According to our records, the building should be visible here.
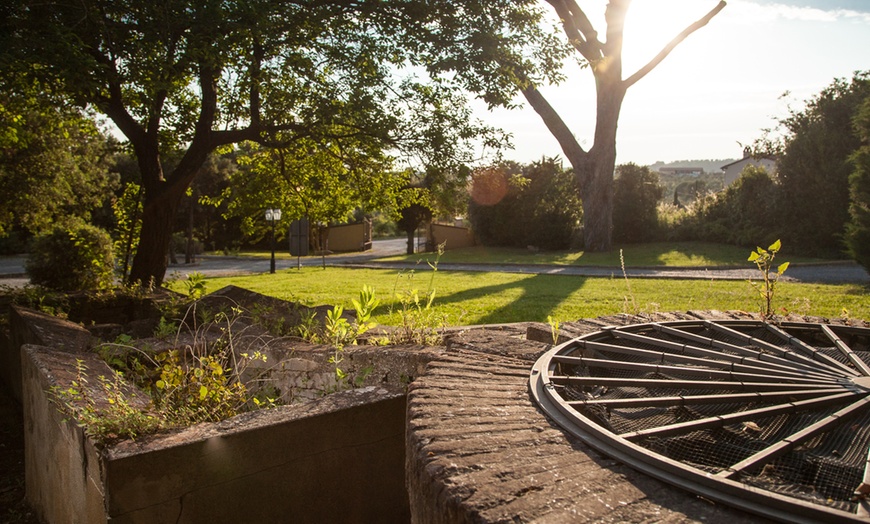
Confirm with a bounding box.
[721,147,777,186]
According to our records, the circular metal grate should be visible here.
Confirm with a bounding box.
[530,319,870,523]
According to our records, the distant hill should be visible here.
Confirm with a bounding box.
[647,159,736,174]
[642,160,735,204]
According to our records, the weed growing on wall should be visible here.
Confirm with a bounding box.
[386,243,448,345]
[51,360,160,445]
[51,303,277,445]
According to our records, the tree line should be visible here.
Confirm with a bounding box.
[4,1,867,284]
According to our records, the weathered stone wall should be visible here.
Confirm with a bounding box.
[22,340,411,523]
[10,292,427,524]
[22,345,111,524]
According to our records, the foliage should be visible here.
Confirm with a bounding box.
[673,166,780,247]
[748,240,790,318]
[322,286,380,384]
[468,159,582,250]
[112,182,143,282]
[25,223,115,291]
[150,346,268,426]
[612,164,664,243]
[845,96,870,271]
[385,245,448,345]
[183,272,207,300]
[0,79,118,238]
[757,71,870,256]
[219,140,415,251]
[51,359,160,446]
[53,304,278,444]
[4,0,533,284]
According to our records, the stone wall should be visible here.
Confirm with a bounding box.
[9,291,432,523]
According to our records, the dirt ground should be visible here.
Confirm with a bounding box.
[0,384,39,524]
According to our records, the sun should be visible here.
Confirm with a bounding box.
[620,0,726,76]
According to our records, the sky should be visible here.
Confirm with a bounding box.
[477,0,870,166]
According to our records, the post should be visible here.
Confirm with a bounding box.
[265,208,281,274]
[270,218,276,274]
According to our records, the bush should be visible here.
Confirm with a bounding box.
[846,97,870,271]
[26,223,115,291]
[612,163,664,243]
[468,159,582,250]
[673,165,780,247]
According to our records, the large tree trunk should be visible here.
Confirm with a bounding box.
[128,189,184,286]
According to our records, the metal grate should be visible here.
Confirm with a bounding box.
[530,320,870,523]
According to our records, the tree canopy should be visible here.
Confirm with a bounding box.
[3,0,548,283]
[0,81,117,237]
[757,72,870,256]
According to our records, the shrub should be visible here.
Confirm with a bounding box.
[846,97,870,271]
[26,223,115,291]
[673,165,780,247]
[612,163,664,243]
[468,159,582,250]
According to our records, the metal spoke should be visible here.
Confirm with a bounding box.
[765,323,861,377]
[822,325,870,377]
[716,395,870,479]
[619,391,857,441]
[570,388,846,409]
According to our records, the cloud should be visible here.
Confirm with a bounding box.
[730,0,870,23]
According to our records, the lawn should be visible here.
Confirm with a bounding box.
[176,266,870,326]
[385,242,838,267]
[213,241,832,267]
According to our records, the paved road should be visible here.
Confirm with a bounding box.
[2,239,868,286]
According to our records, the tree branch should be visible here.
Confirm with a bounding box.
[520,84,586,165]
[624,1,726,89]
[546,0,602,61]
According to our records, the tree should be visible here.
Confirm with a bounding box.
[221,138,414,253]
[397,201,433,255]
[416,1,723,251]
[3,0,517,284]
[0,81,117,238]
[468,158,582,250]
[759,72,870,256]
[517,1,725,251]
[612,163,663,243]
[846,96,870,271]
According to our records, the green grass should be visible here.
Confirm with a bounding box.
[170,266,869,327]
[374,242,832,267]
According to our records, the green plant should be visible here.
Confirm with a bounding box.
[57,303,280,444]
[51,359,160,446]
[25,223,115,291]
[154,316,178,340]
[546,315,561,345]
[386,245,447,345]
[324,285,381,383]
[184,271,207,299]
[748,239,790,318]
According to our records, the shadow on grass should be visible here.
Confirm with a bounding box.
[432,272,588,325]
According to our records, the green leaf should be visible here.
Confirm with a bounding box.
[778,261,790,274]
[769,239,782,252]
[199,386,208,400]
[748,252,760,262]
[156,380,166,389]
